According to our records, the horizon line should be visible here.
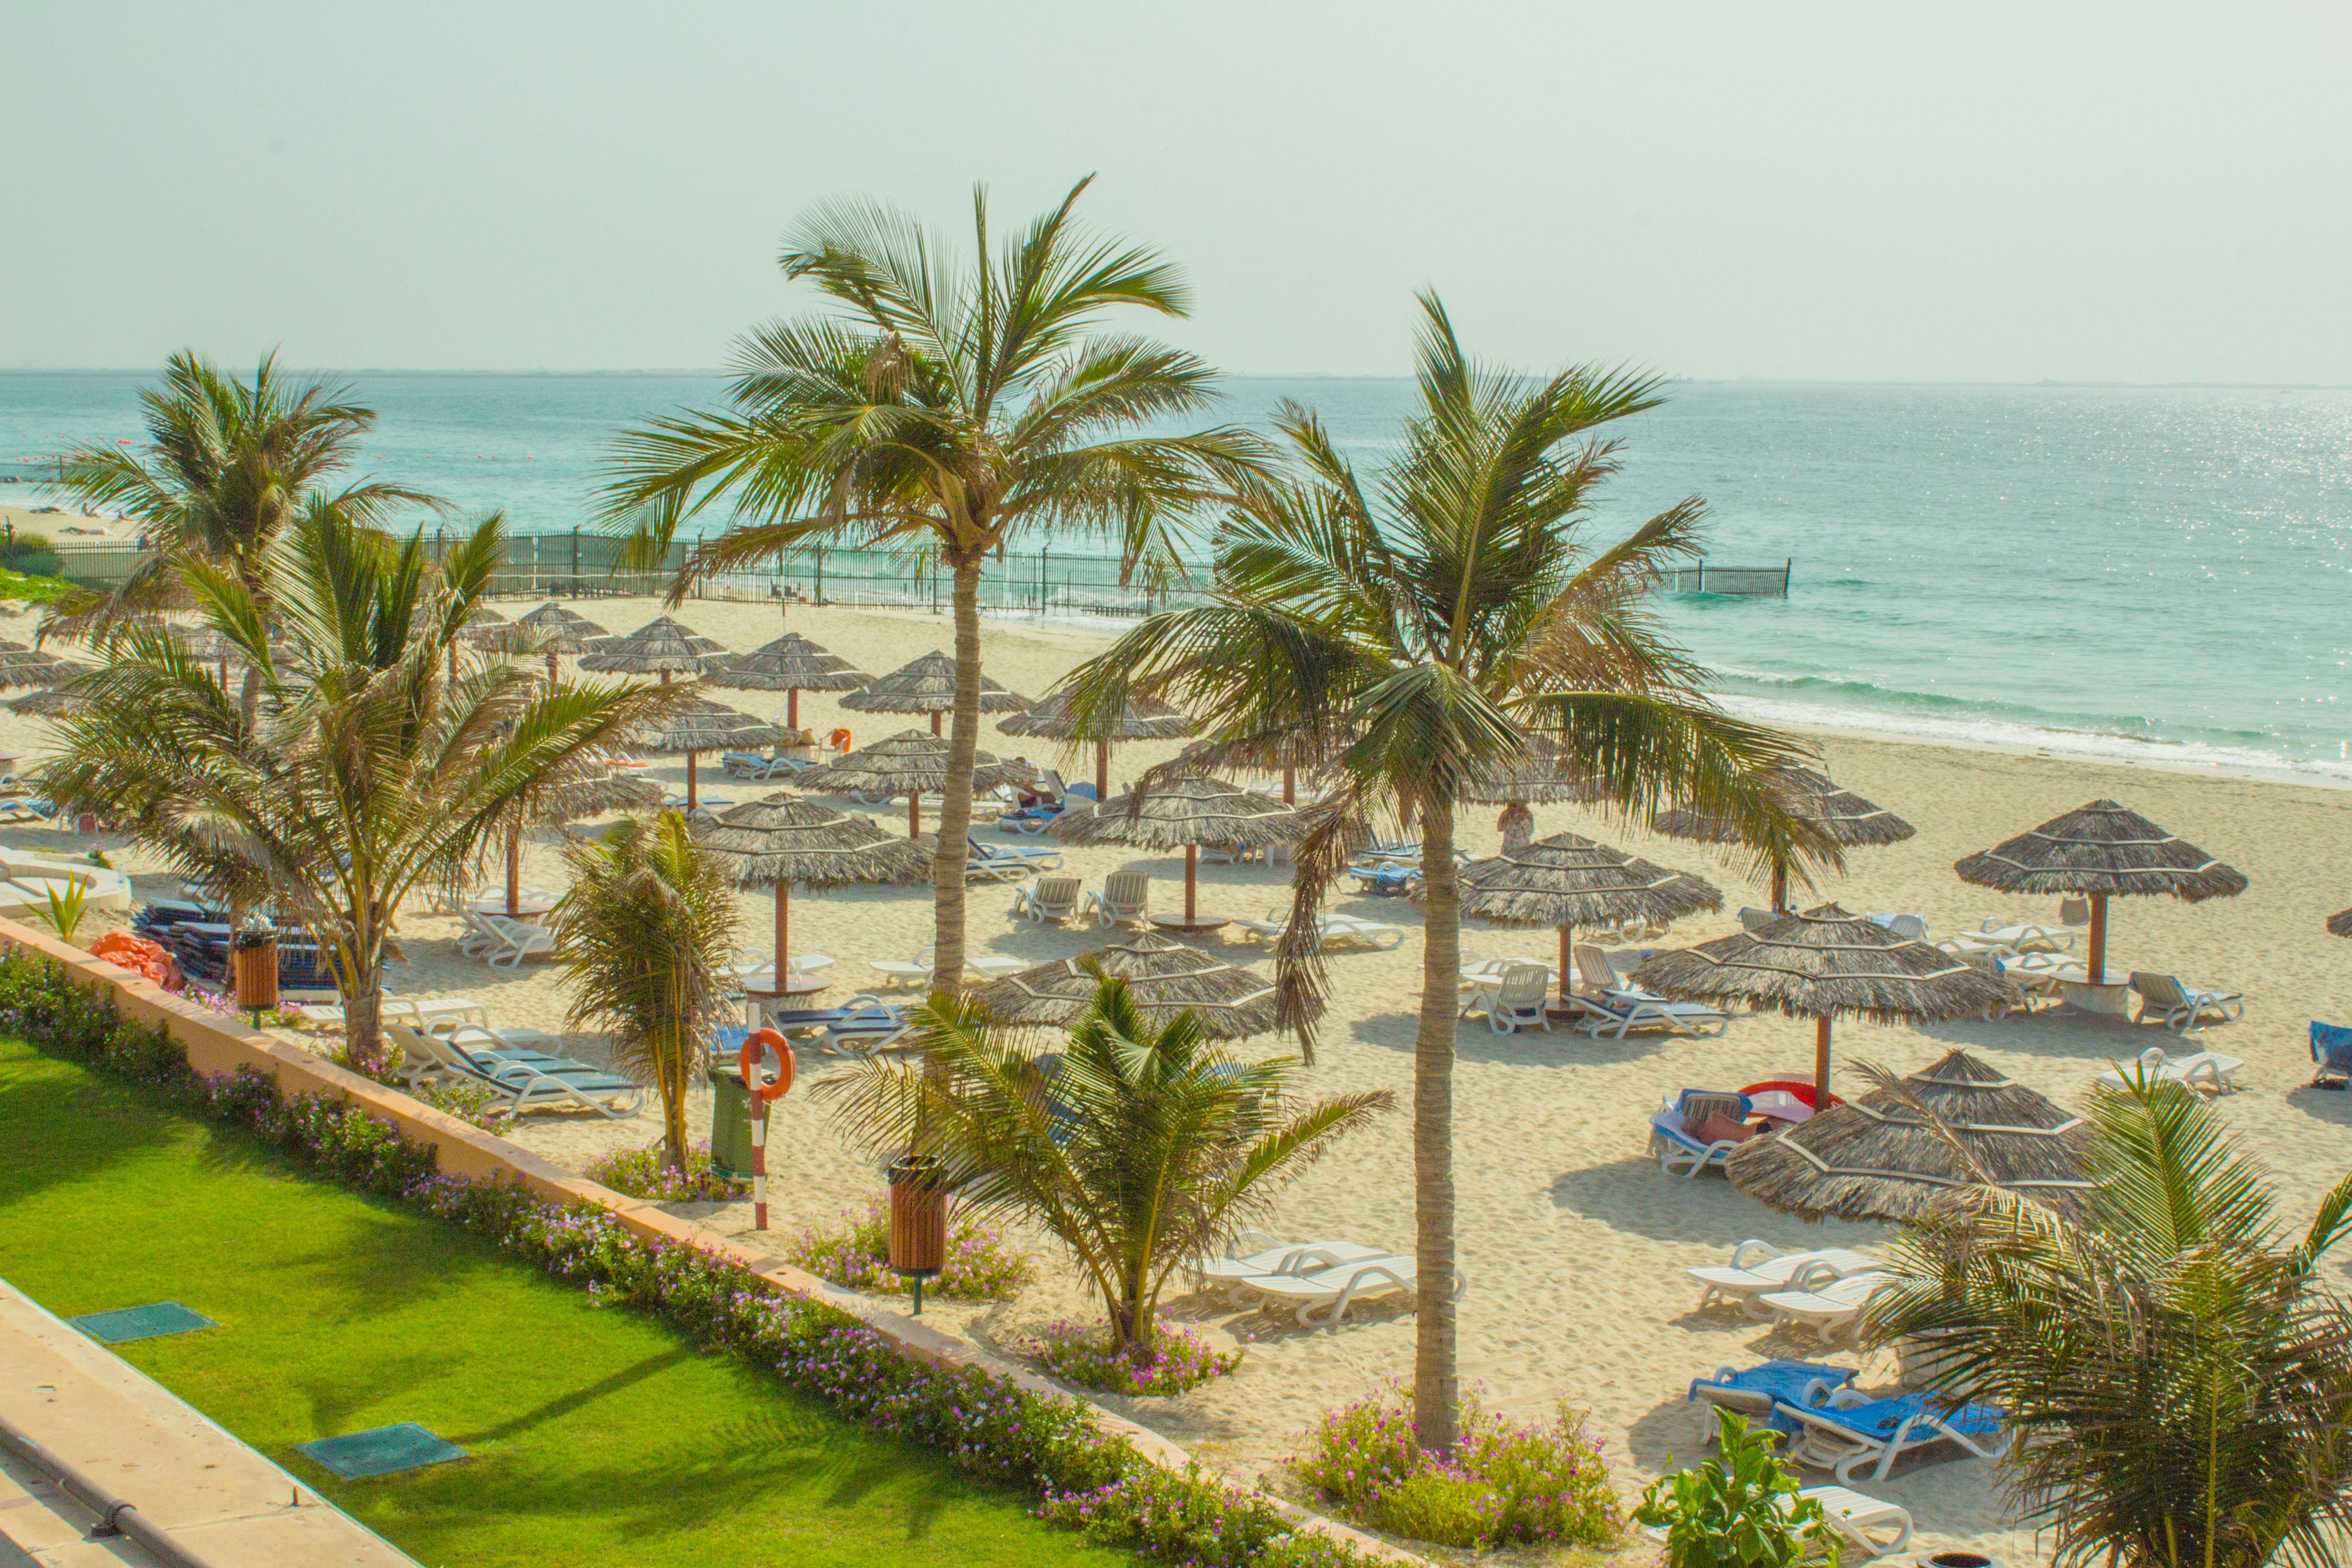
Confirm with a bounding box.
[3,368,2350,392]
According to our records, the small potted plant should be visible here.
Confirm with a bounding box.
[1633,1408,1839,1568]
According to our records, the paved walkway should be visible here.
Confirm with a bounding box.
[0,1278,419,1567]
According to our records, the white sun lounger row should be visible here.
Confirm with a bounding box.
[1687,1241,1883,1315]
[1191,1230,1466,1326]
[1235,911,1407,951]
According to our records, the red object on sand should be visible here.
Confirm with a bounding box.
[88,933,183,993]
[1740,1078,1843,1111]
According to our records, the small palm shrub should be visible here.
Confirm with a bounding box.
[1632,1408,1837,1568]
[583,1142,746,1203]
[779,1194,1032,1301]
[1293,1384,1618,1550]
[1032,1319,1237,1396]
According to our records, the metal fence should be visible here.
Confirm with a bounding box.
[43,533,1790,606]
[1657,560,1792,597]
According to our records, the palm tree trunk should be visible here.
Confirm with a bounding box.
[1412,792,1462,1453]
[238,663,263,732]
[663,1042,690,1173]
[931,556,983,994]
[338,917,387,1078]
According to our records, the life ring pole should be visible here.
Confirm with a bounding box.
[737,1029,795,1232]
[752,1096,769,1230]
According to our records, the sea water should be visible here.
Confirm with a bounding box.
[4,373,2347,780]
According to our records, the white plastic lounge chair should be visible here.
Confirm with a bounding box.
[1319,914,1406,951]
[1870,913,1928,941]
[1965,920,2072,953]
[471,912,556,969]
[2099,1044,2246,1094]
[1776,1389,2010,1484]
[2129,972,2244,1035]
[1577,947,1732,1038]
[1689,1242,1883,1314]
[1649,1090,1753,1177]
[305,994,490,1031]
[1463,963,1552,1034]
[1795,1485,1915,1562]
[868,948,936,989]
[1235,1256,1460,1327]
[1738,907,1778,933]
[1012,875,1085,925]
[971,835,1062,873]
[1192,1231,1394,1299]
[1236,909,1292,945]
[1759,1272,1896,1345]
[1084,870,1151,929]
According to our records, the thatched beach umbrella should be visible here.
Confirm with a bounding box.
[975,931,1277,1039]
[695,795,931,972]
[622,694,782,812]
[1460,735,1612,807]
[708,631,871,732]
[1171,731,1334,806]
[514,603,613,684]
[1653,764,1913,912]
[1954,800,2246,984]
[1634,904,2021,1105]
[578,615,731,685]
[0,640,88,691]
[1452,833,1723,995]
[842,649,1029,736]
[1725,1047,2094,1223]
[1056,777,1304,931]
[999,688,1195,800]
[796,728,1031,838]
[5,686,84,718]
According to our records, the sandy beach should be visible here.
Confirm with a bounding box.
[13,590,2351,1567]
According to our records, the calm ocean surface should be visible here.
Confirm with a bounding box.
[4,373,2348,780]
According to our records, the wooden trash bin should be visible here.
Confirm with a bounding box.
[231,931,279,1015]
[886,1154,948,1312]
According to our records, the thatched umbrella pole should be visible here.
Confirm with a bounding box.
[774,880,790,969]
[1813,1015,1832,1103]
[1185,844,1199,926]
[1283,766,1295,806]
[1096,737,1111,799]
[2088,893,2109,983]
[506,822,523,916]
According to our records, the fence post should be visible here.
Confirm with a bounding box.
[1784,557,1793,596]
[814,547,823,605]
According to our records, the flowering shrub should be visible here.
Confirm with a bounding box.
[1043,1466,1371,1566]
[780,1194,1033,1301]
[1033,1319,1240,1397]
[581,1141,748,1203]
[0,945,1380,1568]
[1293,1384,1620,1550]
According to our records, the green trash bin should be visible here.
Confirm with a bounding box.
[706,1064,768,1181]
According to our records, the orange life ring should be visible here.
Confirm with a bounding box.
[738,1028,796,1102]
[829,727,853,753]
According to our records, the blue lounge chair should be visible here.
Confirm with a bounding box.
[1647,1089,1754,1177]
[998,781,1095,835]
[2312,1021,2352,1088]
[1775,1392,2009,1484]
[1347,859,1419,896]
[1688,1359,1857,1433]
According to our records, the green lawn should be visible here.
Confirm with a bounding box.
[0,1036,1127,1567]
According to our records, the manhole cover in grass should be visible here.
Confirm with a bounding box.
[69,1302,215,1344]
[295,1423,468,1479]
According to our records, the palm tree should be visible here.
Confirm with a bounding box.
[39,509,666,1071]
[822,968,1391,1358]
[554,813,740,1171]
[597,177,1262,991]
[47,351,442,635]
[1062,293,1831,1449]
[1871,1073,2352,1568]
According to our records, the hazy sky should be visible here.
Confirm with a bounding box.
[6,3,2347,383]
